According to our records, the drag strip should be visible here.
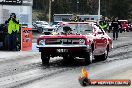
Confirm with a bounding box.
[0,41,132,88]
[0,68,71,88]
[0,32,132,88]
[18,55,132,88]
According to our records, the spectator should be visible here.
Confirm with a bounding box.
[5,13,20,50]
[111,17,120,40]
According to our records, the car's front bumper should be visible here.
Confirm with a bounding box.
[36,44,89,48]
[37,44,90,57]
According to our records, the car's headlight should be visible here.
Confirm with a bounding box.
[39,40,45,45]
[79,39,85,45]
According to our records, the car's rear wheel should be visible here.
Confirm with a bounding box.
[41,52,50,65]
[84,50,93,65]
[126,29,129,32]
[101,48,108,61]
[94,48,108,61]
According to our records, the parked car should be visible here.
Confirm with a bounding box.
[33,21,53,33]
[35,21,49,27]
[32,24,37,31]
[37,22,112,65]
[118,20,129,32]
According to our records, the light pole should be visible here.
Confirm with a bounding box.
[98,0,100,24]
[48,0,52,24]
[1,1,4,24]
[76,0,79,14]
[49,0,55,24]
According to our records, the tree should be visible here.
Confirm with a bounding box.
[111,0,130,19]
[87,0,98,14]
[33,0,132,20]
[101,0,131,19]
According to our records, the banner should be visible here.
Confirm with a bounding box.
[21,28,32,51]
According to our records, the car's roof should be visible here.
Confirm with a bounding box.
[118,20,128,22]
[60,22,96,27]
[36,21,49,25]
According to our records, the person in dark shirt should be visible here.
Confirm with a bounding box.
[111,17,120,40]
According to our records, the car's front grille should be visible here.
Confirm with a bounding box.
[45,39,80,45]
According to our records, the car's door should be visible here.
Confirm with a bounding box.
[94,25,107,50]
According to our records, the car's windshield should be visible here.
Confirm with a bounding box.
[36,22,42,24]
[56,23,93,34]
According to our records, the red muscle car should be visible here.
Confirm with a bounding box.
[37,22,112,65]
[118,20,129,32]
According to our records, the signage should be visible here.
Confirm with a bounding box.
[0,0,22,5]
[21,28,32,51]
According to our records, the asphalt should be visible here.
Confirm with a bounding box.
[21,32,132,88]
[1,32,131,61]
[0,32,132,88]
[0,50,40,62]
[1,32,130,60]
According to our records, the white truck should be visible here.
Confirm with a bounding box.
[53,14,102,22]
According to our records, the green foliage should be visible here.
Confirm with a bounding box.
[101,0,131,19]
[111,0,130,19]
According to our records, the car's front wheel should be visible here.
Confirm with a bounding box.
[41,52,50,65]
[84,50,93,65]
